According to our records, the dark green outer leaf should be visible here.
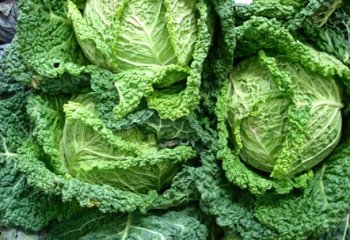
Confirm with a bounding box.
[196,1,350,239]
[7,84,215,220]
[48,208,208,240]
[233,0,306,24]
[0,90,79,231]
[16,0,213,119]
[302,7,350,66]
[196,152,277,240]
[197,127,350,240]
[285,0,341,31]
[17,0,87,78]
[0,39,35,87]
[315,214,350,240]
[230,0,341,33]
[254,137,350,239]
[196,2,276,239]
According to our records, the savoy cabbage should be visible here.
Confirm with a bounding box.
[196,1,350,240]
[0,0,350,239]
[15,0,213,120]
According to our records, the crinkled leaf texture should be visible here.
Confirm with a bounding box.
[48,208,208,240]
[227,52,342,177]
[67,0,197,71]
[217,16,350,194]
[16,0,87,78]
[2,38,90,94]
[232,0,342,33]
[0,61,79,231]
[10,134,201,220]
[197,140,350,240]
[27,94,196,193]
[0,41,211,226]
[89,0,213,120]
[196,3,350,239]
[0,39,36,87]
[11,89,212,215]
[16,0,213,120]
[0,92,56,231]
[316,213,350,240]
[303,7,350,66]
[233,0,307,24]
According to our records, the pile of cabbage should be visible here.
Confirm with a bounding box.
[0,0,349,239]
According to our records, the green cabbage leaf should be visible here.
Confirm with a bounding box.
[196,2,350,239]
[303,5,350,67]
[48,208,208,240]
[217,16,350,194]
[15,0,213,120]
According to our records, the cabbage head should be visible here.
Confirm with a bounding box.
[196,13,350,240]
[227,53,343,178]
[27,94,197,194]
[61,95,189,193]
[14,0,212,120]
[68,0,198,73]
[214,17,350,195]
